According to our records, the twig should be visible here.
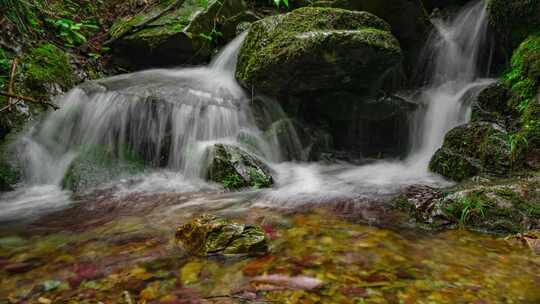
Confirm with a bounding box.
[104,0,184,45]
[0,92,60,112]
[6,57,18,111]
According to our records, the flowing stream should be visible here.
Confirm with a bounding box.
[1,0,493,218]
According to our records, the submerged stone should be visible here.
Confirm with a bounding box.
[62,145,146,193]
[236,7,402,97]
[206,144,273,190]
[109,0,247,68]
[175,214,268,256]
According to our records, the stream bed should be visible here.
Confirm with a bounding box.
[1,187,539,304]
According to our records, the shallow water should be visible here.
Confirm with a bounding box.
[0,195,538,303]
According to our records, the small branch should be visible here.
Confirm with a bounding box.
[0,92,60,112]
[7,58,18,111]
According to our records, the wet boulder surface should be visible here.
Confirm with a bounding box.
[236,7,402,97]
[109,0,248,68]
[397,176,540,234]
[487,0,540,54]
[206,144,274,190]
[429,122,512,181]
[175,214,268,256]
[62,146,146,193]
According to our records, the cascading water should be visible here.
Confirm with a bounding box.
[0,0,495,217]
[0,33,299,220]
[408,0,494,168]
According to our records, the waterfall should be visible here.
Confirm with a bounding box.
[0,0,496,215]
[13,33,291,187]
[408,0,493,168]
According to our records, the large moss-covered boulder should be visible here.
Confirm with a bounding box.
[487,0,540,55]
[471,81,514,125]
[109,0,247,68]
[62,146,146,193]
[309,0,429,74]
[429,122,512,181]
[175,214,268,256]
[206,144,273,190]
[398,177,540,233]
[236,7,402,97]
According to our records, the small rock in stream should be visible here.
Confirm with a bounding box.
[175,214,268,256]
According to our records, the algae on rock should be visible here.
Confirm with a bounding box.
[206,144,273,190]
[235,7,402,97]
[175,214,268,256]
[109,0,248,68]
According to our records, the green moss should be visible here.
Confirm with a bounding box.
[62,145,146,192]
[22,43,73,93]
[236,7,401,96]
[500,33,540,162]
[221,172,246,190]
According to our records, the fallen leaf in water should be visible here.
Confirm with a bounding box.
[251,274,324,290]
[181,261,203,285]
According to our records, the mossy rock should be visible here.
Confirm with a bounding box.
[22,43,74,95]
[399,177,540,234]
[175,214,268,256]
[471,81,513,124]
[235,7,402,97]
[206,144,273,190]
[429,122,512,181]
[110,0,247,68]
[62,145,146,193]
[504,34,540,148]
[309,0,429,73]
[487,0,540,55]
[0,136,22,192]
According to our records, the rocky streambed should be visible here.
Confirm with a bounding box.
[0,186,539,304]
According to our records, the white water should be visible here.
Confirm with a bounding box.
[0,0,493,218]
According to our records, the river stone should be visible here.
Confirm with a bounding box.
[397,177,540,233]
[206,144,273,190]
[175,214,268,256]
[62,146,146,193]
[236,7,402,97]
[309,0,429,74]
[429,122,512,181]
[109,0,247,68]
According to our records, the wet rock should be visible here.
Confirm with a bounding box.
[62,145,146,193]
[206,144,273,190]
[236,7,402,97]
[109,0,248,68]
[506,230,540,254]
[309,0,430,74]
[429,122,512,181]
[175,214,268,256]
[487,0,540,54]
[399,177,540,233]
[303,92,418,158]
[471,82,514,125]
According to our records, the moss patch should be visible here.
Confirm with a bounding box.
[235,7,402,96]
[22,43,74,94]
